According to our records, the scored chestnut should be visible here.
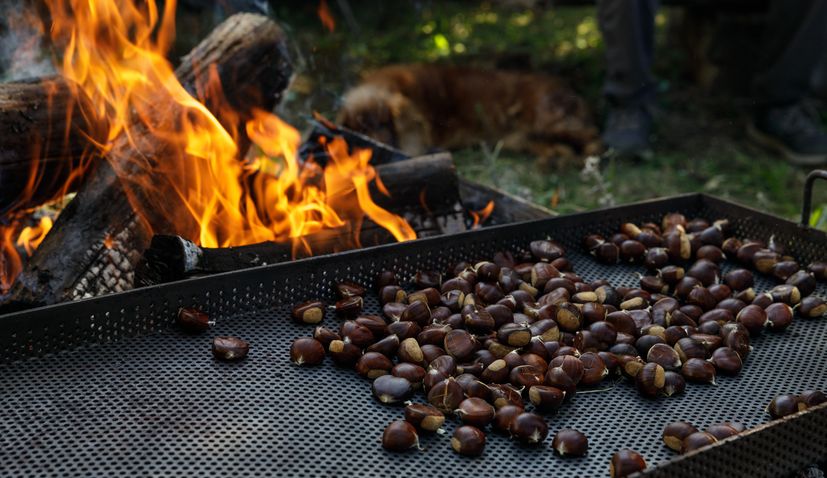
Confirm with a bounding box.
[382,420,420,452]
[404,403,445,432]
[551,428,588,457]
[681,357,716,384]
[528,385,566,412]
[291,300,324,324]
[451,425,486,457]
[212,336,249,361]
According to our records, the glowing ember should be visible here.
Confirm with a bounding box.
[317,0,336,32]
[470,201,495,229]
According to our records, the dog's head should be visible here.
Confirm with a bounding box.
[337,85,431,156]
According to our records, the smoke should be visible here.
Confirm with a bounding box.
[0,0,55,82]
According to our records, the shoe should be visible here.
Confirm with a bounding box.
[747,102,827,166]
[602,104,653,160]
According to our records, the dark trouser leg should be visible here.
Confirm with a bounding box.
[597,0,659,107]
[753,0,827,107]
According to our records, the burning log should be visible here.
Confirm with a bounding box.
[0,78,106,212]
[136,153,462,284]
[3,13,292,310]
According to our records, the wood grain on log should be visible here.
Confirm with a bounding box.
[4,13,293,310]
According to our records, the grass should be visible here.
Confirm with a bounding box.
[269,0,827,226]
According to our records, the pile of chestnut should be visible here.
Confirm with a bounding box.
[285,211,826,477]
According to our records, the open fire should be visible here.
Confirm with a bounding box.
[0,0,419,294]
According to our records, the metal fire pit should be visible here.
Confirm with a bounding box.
[1,191,826,477]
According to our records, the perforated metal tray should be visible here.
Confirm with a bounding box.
[1,193,826,478]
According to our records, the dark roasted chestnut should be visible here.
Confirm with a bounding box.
[493,404,524,434]
[290,337,325,366]
[372,375,414,404]
[681,431,717,454]
[451,425,486,456]
[377,270,399,289]
[528,385,566,412]
[327,339,361,367]
[681,357,716,384]
[610,449,647,477]
[710,347,743,376]
[291,300,324,325]
[456,397,495,428]
[662,371,686,396]
[427,377,464,413]
[392,363,427,387]
[767,394,804,418]
[382,420,420,452]
[551,428,588,457]
[177,307,213,332]
[662,422,698,452]
[212,336,249,361]
[335,296,363,318]
[765,303,794,331]
[356,351,394,379]
[510,412,549,445]
[635,362,666,398]
[313,326,341,348]
[705,424,739,441]
[736,305,767,336]
[800,390,827,407]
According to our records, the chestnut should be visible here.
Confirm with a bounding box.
[372,375,414,404]
[493,404,524,434]
[696,245,725,263]
[340,320,375,348]
[290,337,325,366]
[736,305,767,336]
[724,269,754,291]
[415,270,442,289]
[610,449,647,477]
[549,355,585,384]
[787,271,816,297]
[552,428,588,457]
[423,369,448,391]
[408,288,441,308]
[705,424,739,441]
[710,347,743,376]
[356,352,394,379]
[509,412,549,445]
[800,390,827,407]
[528,385,566,412]
[489,383,524,409]
[291,300,324,324]
[427,377,464,413]
[177,307,213,332]
[736,241,765,264]
[313,326,341,348]
[497,322,532,347]
[451,425,486,457]
[752,249,779,274]
[664,229,691,262]
[456,397,495,427]
[644,248,670,270]
[327,339,361,367]
[722,237,742,256]
[687,260,719,287]
[444,329,478,361]
[429,354,458,376]
[662,371,686,396]
[769,284,801,306]
[336,281,365,299]
[661,266,685,286]
[723,328,751,360]
[475,261,501,282]
[798,296,827,318]
[771,261,800,282]
[531,262,560,289]
[580,352,609,385]
[481,359,510,384]
[765,303,794,331]
[418,325,451,347]
[635,362,666,398]
[681,357,716,384]
[377,270,399,289]
[808,261,827,281]
[382,420,420,452]
[594,242,620,264]
[620,240,646,263]
[647,343,681,371]
[556,302,584,331]
[662,421,698,452]
[387,321,421,341]
[400,301,431,326]
[212,336,249,361]
[442,277,473,295]
[767,394,804,418]
[383,302,406,322]
[681,431,717,453]
[392,363,427,387]
[456,373,491,399]
[334,296,363,318]
[510,365,545,389]
[530,319,561,342]
[620,296,647,311]
[404,403,445,432]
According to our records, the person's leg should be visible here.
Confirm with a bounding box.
[598,0,659,158]
[748,0,827,165]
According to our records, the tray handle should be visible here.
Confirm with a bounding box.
[801,170,827,226]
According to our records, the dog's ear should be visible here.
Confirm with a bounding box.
[386,93,432,156]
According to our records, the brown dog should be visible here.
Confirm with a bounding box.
[336,64,602,166]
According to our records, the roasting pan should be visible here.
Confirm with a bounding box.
[2,177,827,477]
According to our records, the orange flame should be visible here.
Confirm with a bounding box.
[41,0,413,251]
[16,217,54,256]
[470,201,495,229]
[317,0,336,32]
